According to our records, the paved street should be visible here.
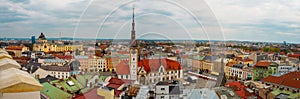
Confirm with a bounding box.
[184,74,216,89]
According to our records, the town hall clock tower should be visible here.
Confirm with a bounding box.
[129,8,138,81]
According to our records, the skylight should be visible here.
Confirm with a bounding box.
[67,81,75,86]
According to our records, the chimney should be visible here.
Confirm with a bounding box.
[73,75,77,79]
[36,74,40,79]
[85,79,88,87]
[67,90,71,94]
[95,78,98,84]
[60,87,64,91]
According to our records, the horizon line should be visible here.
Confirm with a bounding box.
[1,37,299,44]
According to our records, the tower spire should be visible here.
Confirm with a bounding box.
[133,8,135,28]
[131,7,137,47]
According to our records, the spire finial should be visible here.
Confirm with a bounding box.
[132,7,135,30]
[130,7,136,47]
[133,7,135,22]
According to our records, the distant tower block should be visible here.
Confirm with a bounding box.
[31,36,36,44]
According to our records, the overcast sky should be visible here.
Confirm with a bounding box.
[1,0,300,43]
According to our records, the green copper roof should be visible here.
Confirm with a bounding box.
[271,88,300,98]
[51,77,83,93]
[41,82,72,99]
[98,76,108,82]
[76,74,94,86]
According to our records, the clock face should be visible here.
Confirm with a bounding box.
[132,50,136,54]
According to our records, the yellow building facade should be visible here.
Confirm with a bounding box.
[33,33,83,52]
[97,88,115,99]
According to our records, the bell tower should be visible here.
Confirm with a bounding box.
[129,8,138,81]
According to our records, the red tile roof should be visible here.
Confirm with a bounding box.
[106,78,128,97]
[226,62,235,67]
[107,84,122,89]
[100,45,107,49]
[116,60,130,75]
[266,52,275,54]
[138,58,181,73]
[5,46,24,51]
[279,52,285,55]
[52,54,73,60]
[13,56,30,65]
[261,71,300,89]
[117,51,129,54]
[226,82,256,98]
[254,62,271,68]
[116,58,182,74]
[242,58,253,62]
[244,50,250,53]
[73,88,104,99]
[115,90,123,97]
[287,54,300,58]
[108,78,126,85]
[120,79,133,84]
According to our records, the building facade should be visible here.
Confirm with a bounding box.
[137,58,183,85]
[5,45,29,57]
[155,81,181,99]
[253,62,278,80]
[76,56,107,72]
[229,64,253,80]
[33,33,83,53]
[41,65,71,79]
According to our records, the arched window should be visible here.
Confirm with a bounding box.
[140,75,146,85]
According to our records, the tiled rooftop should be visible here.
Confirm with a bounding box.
[255,62,271,67]
[138,58,181,73]
[40,82,72,99]
[226,82,256,98]
[261,71,300,89]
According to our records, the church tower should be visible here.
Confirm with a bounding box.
[129,8,138,81]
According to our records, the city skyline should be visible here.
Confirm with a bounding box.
[1,1,300,98]
[1,0,300,43]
